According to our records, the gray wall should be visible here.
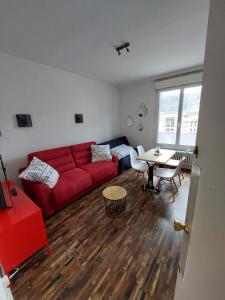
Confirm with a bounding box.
[0,52,120,183]
[119,80,156,149]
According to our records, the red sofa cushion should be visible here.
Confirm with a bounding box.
[28,146,76,174]
[70,141,96,167]
[52,168,92,206]
[80,161,117,185]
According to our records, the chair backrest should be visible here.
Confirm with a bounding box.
[180,149,191,162]
[130,149,138,168]
[174,157,186,176]
[137,145,145,156]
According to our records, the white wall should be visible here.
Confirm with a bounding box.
[119,80,156,149]
[174,0,225,299]
[0,52,120,183]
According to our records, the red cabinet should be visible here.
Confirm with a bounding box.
[0,182,50,274]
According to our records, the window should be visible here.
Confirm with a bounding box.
[190,121,197,133]
[165,118,175,132]
[157,85,202,147]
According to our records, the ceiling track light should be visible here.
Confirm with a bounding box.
[116,42,130,56]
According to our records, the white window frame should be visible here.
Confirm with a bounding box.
[155,83,202,151]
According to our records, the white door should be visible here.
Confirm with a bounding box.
[177,155,200,276]
[0,266,14,300]
[172,151,201,297]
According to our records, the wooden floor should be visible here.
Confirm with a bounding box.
[12,169,190,300]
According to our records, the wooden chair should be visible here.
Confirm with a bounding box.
[154,157,185,202]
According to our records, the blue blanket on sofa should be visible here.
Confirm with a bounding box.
[99,136,132,174]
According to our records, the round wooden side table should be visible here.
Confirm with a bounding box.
[102,186,127,218]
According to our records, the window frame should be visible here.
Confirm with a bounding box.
[155,83,202,151]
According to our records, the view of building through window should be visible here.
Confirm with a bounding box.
[157,85,202,147]
[157,89,180,145]
[179,86,202,145]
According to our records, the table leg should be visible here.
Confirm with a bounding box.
[145,162,160,194]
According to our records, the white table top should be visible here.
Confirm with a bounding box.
[137,148,176,164]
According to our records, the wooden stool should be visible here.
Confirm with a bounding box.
[102,186,127,218]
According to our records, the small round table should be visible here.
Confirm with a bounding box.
[102,186,127,218]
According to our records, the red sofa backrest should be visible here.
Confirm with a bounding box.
[28,146,76,174]
[70,141,96,167]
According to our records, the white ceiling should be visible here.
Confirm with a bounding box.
[0,0,210,85]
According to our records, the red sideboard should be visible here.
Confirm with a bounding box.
[0,181,50,275]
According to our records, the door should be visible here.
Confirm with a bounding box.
[178,155,200,276]
[173,152,200,285]
[0,265,14,300]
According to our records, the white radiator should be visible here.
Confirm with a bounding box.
[172,151,193,170]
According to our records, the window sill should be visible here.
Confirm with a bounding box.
[156,144,194,152]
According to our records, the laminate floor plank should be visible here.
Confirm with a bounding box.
[12,169,190,300]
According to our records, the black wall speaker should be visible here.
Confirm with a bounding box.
[75,114,83,123]
[16,114,32,127]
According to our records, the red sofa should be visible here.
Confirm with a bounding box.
[20,141,118,218]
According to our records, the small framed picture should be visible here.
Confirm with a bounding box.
[75,114,83,123]
[16,114,32,127]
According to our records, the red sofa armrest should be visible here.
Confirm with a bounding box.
[112,154,119,170]
[19,173,55,218]
[19,167,26,174]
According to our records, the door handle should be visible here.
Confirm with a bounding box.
[193,145,198,158]
[174,221,190,234]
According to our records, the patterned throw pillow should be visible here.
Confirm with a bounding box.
[91,144,112,162]
[19,157,59,188]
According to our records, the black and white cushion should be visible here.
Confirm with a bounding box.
[91,144,112,162]
[19,157,59,188]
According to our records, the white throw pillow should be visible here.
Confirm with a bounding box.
[19,157,59,188]
[91,144,112,162]
[110,144,133,160]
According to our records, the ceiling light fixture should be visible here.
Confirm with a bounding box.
[116,42,130,56]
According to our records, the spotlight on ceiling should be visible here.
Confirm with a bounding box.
[116,42,130,56]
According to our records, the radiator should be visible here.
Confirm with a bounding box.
[172,151,193,170]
